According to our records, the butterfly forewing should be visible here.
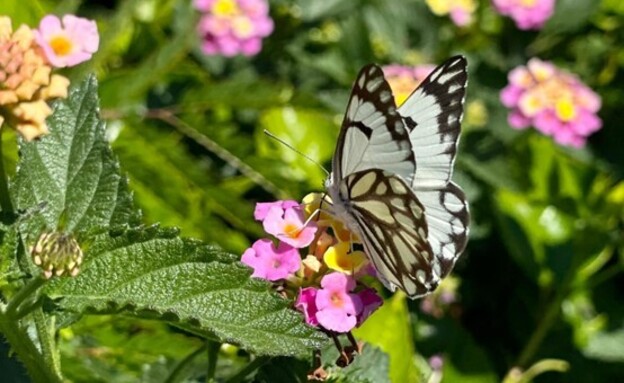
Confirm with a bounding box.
[398,56,468,189]
[333,64,415,185]
[338,169,441,297]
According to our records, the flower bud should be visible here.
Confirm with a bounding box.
[31,232,83,278]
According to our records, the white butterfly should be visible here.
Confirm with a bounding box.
[325,56,469,298]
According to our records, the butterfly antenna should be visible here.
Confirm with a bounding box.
[263,129,330,176]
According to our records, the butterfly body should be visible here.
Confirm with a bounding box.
[326,57,469,298]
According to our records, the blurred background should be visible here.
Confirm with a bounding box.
[2,0,624,381]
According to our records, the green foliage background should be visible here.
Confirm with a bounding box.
[1,0,623,382]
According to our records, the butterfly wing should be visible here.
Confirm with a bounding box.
[331,64,415,186]
[398,56,470,284]
[398,55,468,189]
[337,169,440,297]
[416,183,469,279]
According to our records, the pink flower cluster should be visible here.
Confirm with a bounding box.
[241,198,383,333]
[492,0,555,30]
[193,0,274,57]
[425,0,477,27]
[501,58,602,148]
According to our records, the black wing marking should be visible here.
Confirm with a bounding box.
[398,55,468,188]
[332,64,415,185]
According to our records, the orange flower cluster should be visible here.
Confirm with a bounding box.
[0,17,69,141]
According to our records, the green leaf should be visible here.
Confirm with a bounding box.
[583,327,624,362]
[257,107,336,187]
[13,75,140,237]
[44,226,327,357]
[323,345,390,383]
[353,293,419,383]
[544,0,600,33]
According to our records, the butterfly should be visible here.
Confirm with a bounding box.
[325,56,469,298]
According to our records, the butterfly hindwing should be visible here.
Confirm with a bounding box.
[333,64,415,185]
[416,182,469,279]
[340,169,440,297]
[398,56,468,189]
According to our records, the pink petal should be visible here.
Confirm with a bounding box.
[316,307,358,332]
[320,272,356,291]
[254,201,282,221]
[295,287,319,326]
[357,288,383,326]
[508,110,531,129]
[262,206,286,237]
[38,15,63,35]
[500,85,523,108]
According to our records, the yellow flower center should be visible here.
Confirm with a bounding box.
[520,0,537,7]
[330,292,344,307]
[232,16,253,38]
[555,99,577,122]
[49,35,73,56]
[283,223,301,239]
[213,0,240,17]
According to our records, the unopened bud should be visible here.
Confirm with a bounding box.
[31,232,83,278]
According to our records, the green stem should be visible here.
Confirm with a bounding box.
[0,310,62,383]
[515,257,580,367]
[164,343,208,383]
[205,340,220,383]
[0,128,14,213]
[5,276,46,318]
[225,356,271,383]
[516,291,564,367]
[34,310,62,378]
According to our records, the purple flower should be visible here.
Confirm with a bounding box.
[356,288,383,326]
[295,287,319,326]
[315,273,362,333]
[262,206,318,249]
[500,58,602,148]
[492,0,555,30]
[193,0,274,57]
[241,239,300,281]
[34,15,99,67]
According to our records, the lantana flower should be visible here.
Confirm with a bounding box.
[193,0,274,57]
[500,58,602,148]
[492,0,555,30]
[315,273,363,333]
[323,242,368,275]
[383,64,435,106]
[262,205,318,248]
[0,16,70,140]
[241,239,300,281]
[241,198,384,335]
[425,0,477,27]
[34,15,99,68]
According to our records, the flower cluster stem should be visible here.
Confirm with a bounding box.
[0,309,62,383]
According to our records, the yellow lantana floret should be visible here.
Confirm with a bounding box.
[323,241,368,275]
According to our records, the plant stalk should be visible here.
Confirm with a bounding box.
[0,310,62,383]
